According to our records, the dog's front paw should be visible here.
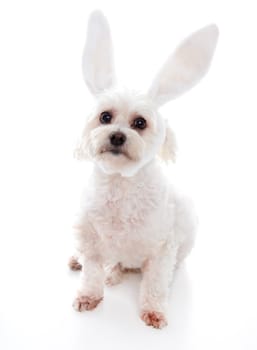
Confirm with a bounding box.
[73,295,103,312]
[140,310,167,329]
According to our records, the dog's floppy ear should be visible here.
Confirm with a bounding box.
[82,10,116,95]
[159,122,177,162]
[148,24,219,106]
[74,137,88,161]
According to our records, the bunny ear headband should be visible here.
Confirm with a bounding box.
[82,10,219,106]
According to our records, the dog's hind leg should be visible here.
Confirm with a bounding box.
[68,255,82,271]
[105,263,123,286]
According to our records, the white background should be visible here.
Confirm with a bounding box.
[0,0,257,349]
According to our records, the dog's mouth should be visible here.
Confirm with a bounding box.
[109,149,123,156]
[100,146,131,159]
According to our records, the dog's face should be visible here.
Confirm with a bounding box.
[77,89,166,176]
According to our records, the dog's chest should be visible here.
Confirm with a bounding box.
[89,177,164,240]
[82,171,176,266]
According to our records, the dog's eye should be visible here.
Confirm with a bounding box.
[132,117,147,130]
[100,111,112,124]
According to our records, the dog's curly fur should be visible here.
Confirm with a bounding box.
[70,11,218,329]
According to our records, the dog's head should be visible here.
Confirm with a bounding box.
[76,88,169,176]
[75,11,219,176]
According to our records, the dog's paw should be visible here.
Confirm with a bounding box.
[105,274,122,286]
[73,295,103,311]
[105,270,123,286]
[121,267,141,273]
[68,256,82,271]
[140,310,167,329]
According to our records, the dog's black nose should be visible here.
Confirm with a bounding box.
[110,132,126,146]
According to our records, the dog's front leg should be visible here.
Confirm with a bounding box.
[140,243,178,329]
[72,226,104,312]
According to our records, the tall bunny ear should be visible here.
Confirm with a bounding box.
[148,24,219,106]
[82,11,116,94]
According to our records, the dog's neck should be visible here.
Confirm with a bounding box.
[92,159,164,186]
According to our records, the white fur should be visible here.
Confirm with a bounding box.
[72,11,218,329]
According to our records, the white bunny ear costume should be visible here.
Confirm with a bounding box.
[82,10,116,94]
[82,11,219,103]
[72,10,219,329]
[148,24,219,106]
[151,24,218,162]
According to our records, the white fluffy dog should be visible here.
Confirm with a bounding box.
[69,11,218,329]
